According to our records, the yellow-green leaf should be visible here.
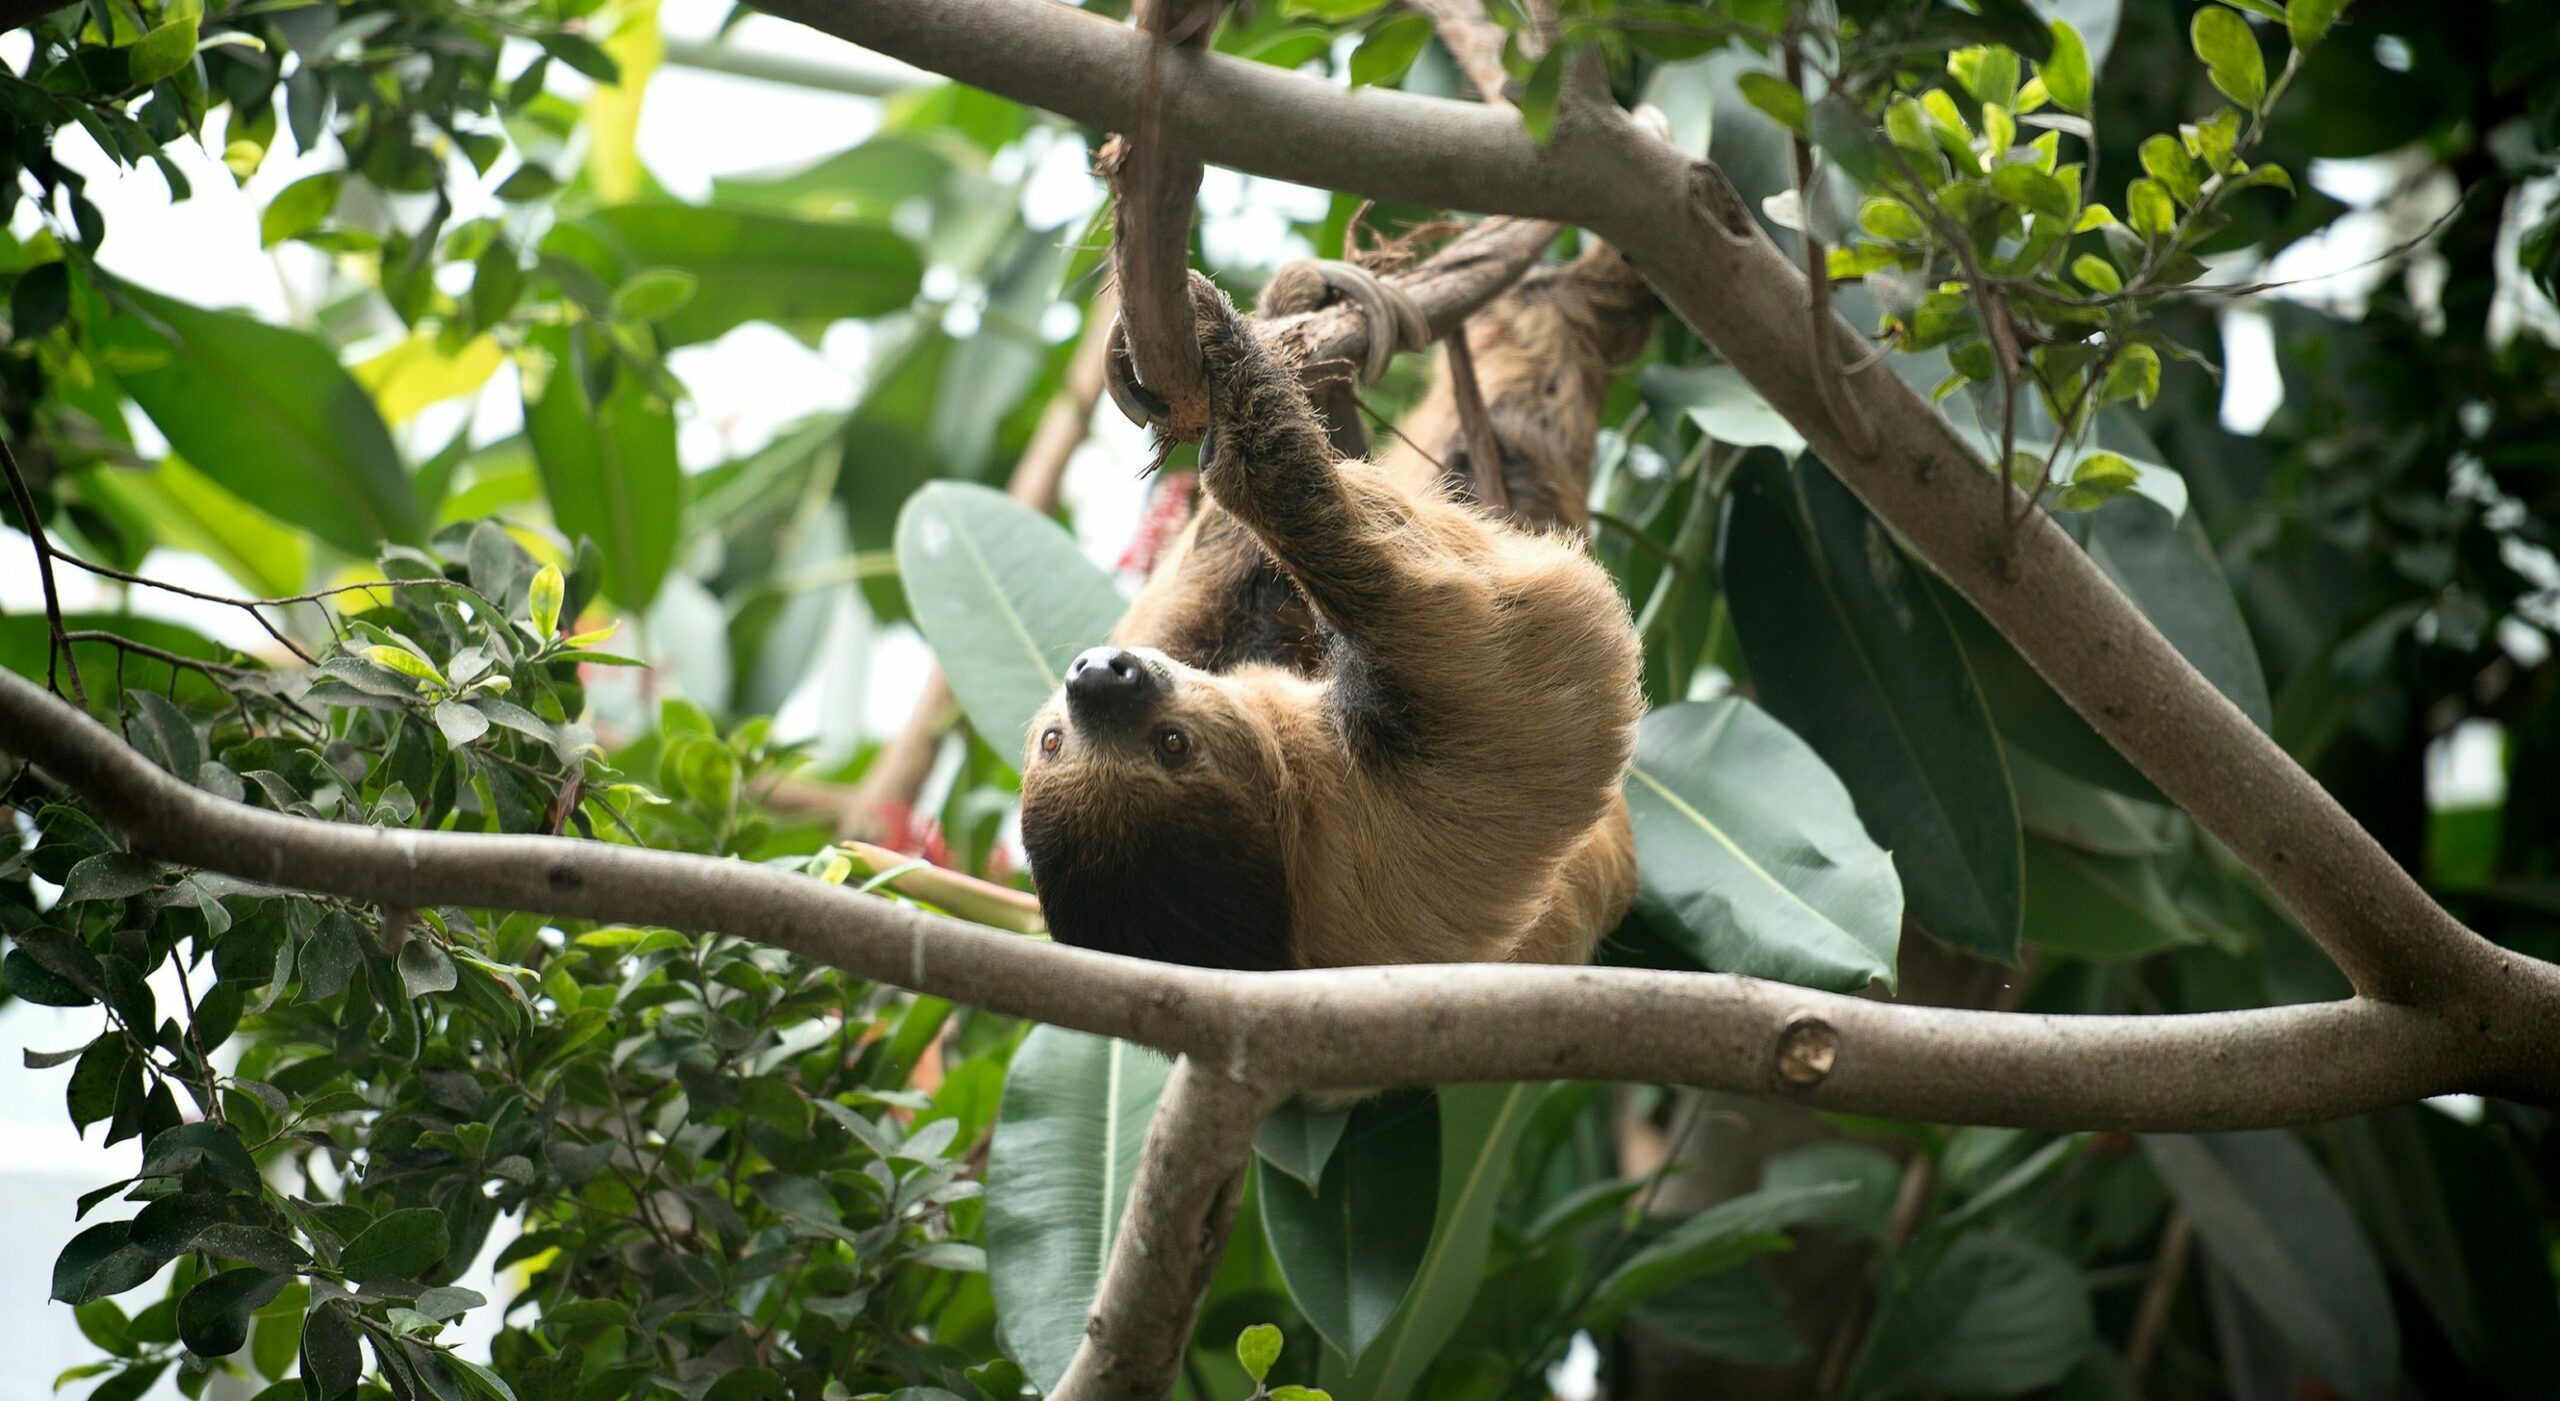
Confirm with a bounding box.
[2288,0,2346,48]
[363,646,445,686]
[2071,254,2123,294]
[2127,179,2176,239]
[2191,7,2268,109]
[528,564,564,639]
[2041,20,2092,114]
[1736,71,1807,133]
[352,333,504,426]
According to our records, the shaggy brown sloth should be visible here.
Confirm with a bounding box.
[1019,243,1655,972]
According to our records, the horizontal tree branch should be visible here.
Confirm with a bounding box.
[6,670,2549,1124]
[786,0,2560,1053]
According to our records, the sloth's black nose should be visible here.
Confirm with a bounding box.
[1064,646,1160,727]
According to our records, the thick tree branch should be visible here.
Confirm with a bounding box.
[1052,1057,1277,1401]
[779,0,2560,1023]
[6,670,2551,1123]
[1099,0,1219,441]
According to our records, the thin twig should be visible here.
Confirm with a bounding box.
[1443,329,1511,510]
[2125,1208,2195,1385]
[1,436,88,709]
[1819,1152,1935,1396]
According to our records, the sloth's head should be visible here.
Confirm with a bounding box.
[1018,646,1296,970]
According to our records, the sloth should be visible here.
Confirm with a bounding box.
[1019,245,1653,972]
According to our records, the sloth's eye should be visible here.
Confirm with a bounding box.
[1038,727,1062,756]
[1154,727,1189,762]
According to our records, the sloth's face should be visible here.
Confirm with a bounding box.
[1018,646,1296,969]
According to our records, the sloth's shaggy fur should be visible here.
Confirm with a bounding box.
[1020,247,1653,971]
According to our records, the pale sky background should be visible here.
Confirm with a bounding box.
[0,7,2543,1394]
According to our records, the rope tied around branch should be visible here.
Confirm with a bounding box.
[1105,257,1430,440]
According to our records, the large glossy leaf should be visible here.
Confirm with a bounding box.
[2006,745,2179,856]
[77,458,310,598]
[1257,1098,1354,1191]
[895,481,1127,754]
[2321,1110,2476,1364]
[1625,697,1904,991]
[982,1026,1170,1393]
[98,287,424,555]
[581,204,923,347]
[1259,1092,1440,1365]
[523,325,683,612]
[708,134,958,220]
[2144,1132,2399,1401]
[2022,835,2199,960]
[1932,576,2161,801]
[1846,1235,2096,1398]
[1330,1082,1544,1401]
[1720,455,2021,961]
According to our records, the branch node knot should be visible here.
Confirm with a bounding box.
[1772,1013,1840,1091]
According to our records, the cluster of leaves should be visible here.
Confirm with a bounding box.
[4,525,1023,1400]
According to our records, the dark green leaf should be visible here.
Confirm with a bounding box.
[1257,1098,1354,1191]
[1348,13,1431,87]
[12,260,70,338]
[140,1122,261,1192]
[1847,1235,2095,1397]
[337,1207,450,1283]
[61,851,163,902]
[99,287,424,554]
[1718,457,2021,961]
[176,1267,287,1357]
[2145,1133,2399,1401]
[2022,836,2198,958]
[1260,1092,1440,1364]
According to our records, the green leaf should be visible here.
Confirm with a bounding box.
[1517,47,1566,143]
[2022,835,2197,958]
[67,1036,130,1133]
[1989,163,2077,220]
[140,1122,261,1192]
[2191,6,2269,109]
[1641,363,1806,455]
[1947,45,2020,106]
[2126,177,2176,238]
[61,851,163,902]
[1261,1092,1440,1364]
[2063,495,2273,729]
[1846,1236,2095,1397]
[2145,1133,2400,1401]
[1257,1098,1354,1190]
[76,1298,134,1357]
[523,325,683,611]
[79,456,310,597]
[177,1267,287,1357]
[337,1207,449,1283]
[1348,13,1430,87]
[1857,197,1930,244]
[895,482,1128,755]
[1581,1180,1858,1327]
[982,1026,1170,1393]
[1630,1266,1810,1367]
[2041,20,2093,114]
[1735,71,1807,132]
[1236,1323,1283,1385]
[527,563,564,638]
[1625,697,1904,990]
[611,268,699,324]
[2070,253,2122,294]
[580,204,922,347]
[13,259,69,338]
[98,287,425,554]
[1331,1083,1542,1401]
[127,13,199,85]
[2139,134,2203,208]
[2056,449,2141,510]
[2287,0,2346,48]
[1718,457,2021,962]
[260,173,340,249]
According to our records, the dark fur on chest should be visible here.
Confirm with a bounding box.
[1021,782,1296,971]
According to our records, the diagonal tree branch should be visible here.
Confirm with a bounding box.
[775,0,2560,1031]
[1052,1057,1279,1401]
